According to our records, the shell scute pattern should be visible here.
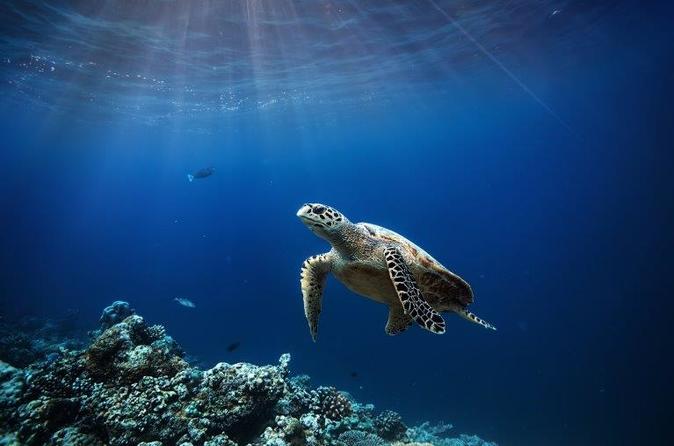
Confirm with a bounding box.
[361,223,445,270]
[419,271,473,309]
[363,223,473,310]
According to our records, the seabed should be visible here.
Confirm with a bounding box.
[0,301,496,446]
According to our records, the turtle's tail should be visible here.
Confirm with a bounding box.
[457,309,497,331]
[187,174,194,182]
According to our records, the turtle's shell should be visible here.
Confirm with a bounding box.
[359,223,474,311]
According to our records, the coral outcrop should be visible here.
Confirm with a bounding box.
[0,311,85,367]
[0,361,25,435]
[85,314,186,384]
[98,300,135,331]
[374,411,407,441]
[312,387,353,421]
[0,303,497,446]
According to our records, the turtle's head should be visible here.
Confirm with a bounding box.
[297,203,350,240]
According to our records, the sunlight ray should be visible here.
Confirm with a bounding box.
[426,0,574,134]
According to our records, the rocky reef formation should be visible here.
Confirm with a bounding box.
[0,302,497,446]
[0,310,85,368]
[97,300,136,332]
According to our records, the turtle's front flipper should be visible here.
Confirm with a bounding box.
[384,247,446,334]
[300,253,332,342]
[385,303,413,335]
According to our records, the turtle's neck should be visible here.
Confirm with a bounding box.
[326,223,368,259]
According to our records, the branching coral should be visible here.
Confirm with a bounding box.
[312,386,353,421]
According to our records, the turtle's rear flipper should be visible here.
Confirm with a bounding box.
[385,304,413,335]
[457,309,497,331]
[300,253,332,342]
[384,246,446,334]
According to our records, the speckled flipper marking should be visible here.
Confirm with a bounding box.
[457,309,497,331]
[384,246,446,334]
[385,304,413,335]
[300,253,332,342]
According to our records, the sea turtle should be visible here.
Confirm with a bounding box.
[297,203,496,341]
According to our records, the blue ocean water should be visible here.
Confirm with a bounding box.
[1,0,673,445]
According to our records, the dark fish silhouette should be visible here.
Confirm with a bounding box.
[187,167,215,182]
[226,342,240,352]
[350,371,358,378]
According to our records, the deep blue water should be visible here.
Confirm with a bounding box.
[1,1,673,445]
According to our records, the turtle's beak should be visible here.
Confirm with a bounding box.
[297,203,312,219]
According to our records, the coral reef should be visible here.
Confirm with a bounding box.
[405,422,498,446]
[406,422,454,443]
[85,314,186,384]
[0,311,85,367]
[0,361,25,435]
[374,411,407,441]
[338,430,387,446]
[98,300,135,331]
[0,303,497,446]
[312,387,353,421]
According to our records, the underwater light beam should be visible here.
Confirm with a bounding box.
[426,0,575,135]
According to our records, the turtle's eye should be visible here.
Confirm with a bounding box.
[313,205,326,215]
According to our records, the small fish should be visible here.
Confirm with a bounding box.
[226,342,240,352]
[350,371,359,379]
[174,297,196,308]
[187,167,215,182]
